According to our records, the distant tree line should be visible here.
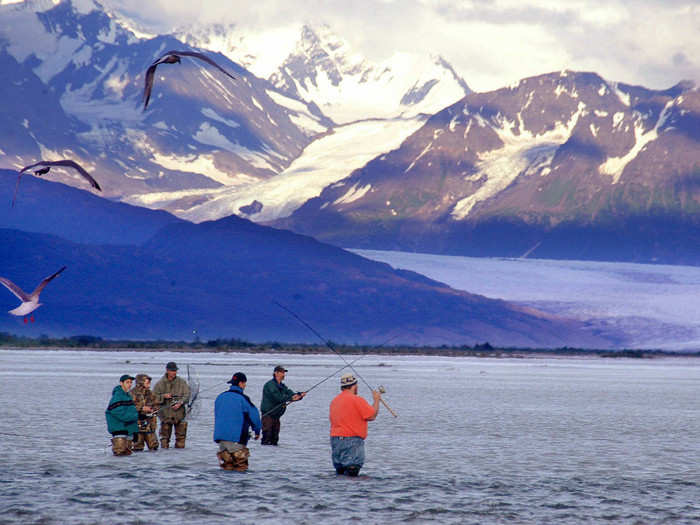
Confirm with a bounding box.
[0,332,697,358]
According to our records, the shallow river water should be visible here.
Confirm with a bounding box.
[1,350,699,524]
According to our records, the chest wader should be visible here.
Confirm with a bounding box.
[160,419,188,448]
[261,415,281,445]
[134,417,159,451]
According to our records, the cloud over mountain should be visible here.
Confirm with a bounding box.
[101,0,699,92]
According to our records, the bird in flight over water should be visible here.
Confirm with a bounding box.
[0,266,66,323]
[143,49,237,110]
[13,160,102,207]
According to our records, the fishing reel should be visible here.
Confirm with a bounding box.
[377,385,386,394]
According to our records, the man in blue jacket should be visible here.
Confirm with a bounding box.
[213,372,261,471]
[105,374,139,456]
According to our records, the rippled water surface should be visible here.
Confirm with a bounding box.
[1,350,699,524]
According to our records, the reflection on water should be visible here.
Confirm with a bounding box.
[1,350,699,524]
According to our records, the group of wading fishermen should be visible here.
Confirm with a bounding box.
[105,361,190,455]
[106,362,382,474]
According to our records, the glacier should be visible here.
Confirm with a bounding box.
[355,249,700,351]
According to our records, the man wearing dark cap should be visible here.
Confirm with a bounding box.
[130,374,159,451]
[213,372,261,471]
[329,373,381,476]
[153,362,190,448]
[105,374,139,456]
[260,365,306,446]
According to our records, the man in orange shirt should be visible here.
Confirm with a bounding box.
[329,372,382,476]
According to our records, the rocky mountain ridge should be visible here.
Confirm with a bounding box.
[278,71,700,264]
[0,0,328,209]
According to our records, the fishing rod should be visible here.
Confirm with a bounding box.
[260,355,366,419]
[274,300,398,417]
[260,332,400,418]
[185,364,201,419]
[146,381,227,417]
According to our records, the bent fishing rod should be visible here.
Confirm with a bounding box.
[260,332,401,419]
[274,300,398,417]
[260,355,366,419]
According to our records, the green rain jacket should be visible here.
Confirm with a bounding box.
[105,385,139,436]
[260,378,296,419]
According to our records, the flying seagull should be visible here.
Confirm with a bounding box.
[13,160,102,207]
[143,49,237,110]
[0,266,66,323]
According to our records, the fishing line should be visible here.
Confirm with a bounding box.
[274,300,398,417]
[258,332,399,418]
[260,355,366,419]
[185,364,200,420]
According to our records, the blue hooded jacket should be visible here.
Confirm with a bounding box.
[214,385,261,445]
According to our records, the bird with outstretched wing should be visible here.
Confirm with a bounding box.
[0,266,66,322]
[13,159,101,207]
[143,49,237,110]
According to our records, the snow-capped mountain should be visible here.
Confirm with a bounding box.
[177,22,472,124]
[0,0,328,204]
[278,71,700,265]
[1,2,470,218]
[175,22,293,81]
[173,116,427,223]
[138,20,470,221]
[268,24,471,123]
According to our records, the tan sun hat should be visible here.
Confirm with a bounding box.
[340,373,357,387]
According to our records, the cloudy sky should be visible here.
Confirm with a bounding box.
[53,0,700,91]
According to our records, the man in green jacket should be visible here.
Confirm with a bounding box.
[260,365,306,446]
[152,362,190,448]
[105,374,139,456]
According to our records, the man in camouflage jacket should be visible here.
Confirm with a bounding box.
[152,362,190,448]
[130,374,159,451]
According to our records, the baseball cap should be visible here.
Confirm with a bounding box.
[120,374,135,382]
[227,372,247,385]
[274,365,288,372]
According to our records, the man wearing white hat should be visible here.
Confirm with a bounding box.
[328,373,381,476]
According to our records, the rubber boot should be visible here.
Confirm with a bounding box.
[217,450,235,470]
[160,421,172,449]
[345,465,360,477]
[232,447,250,471]
[145,432,159,451]
[111,436,132,456]
[174,421,187,449]
[132,432,145,452]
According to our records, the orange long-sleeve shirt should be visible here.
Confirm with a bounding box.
[329,390,375,439]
